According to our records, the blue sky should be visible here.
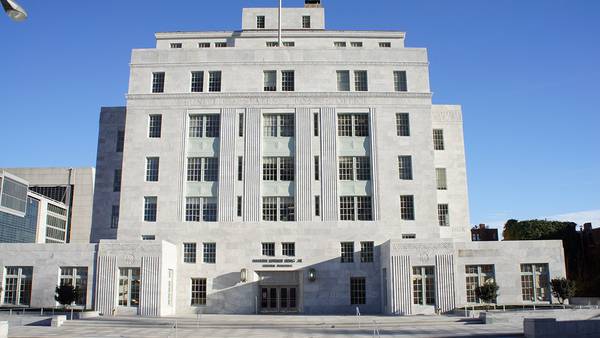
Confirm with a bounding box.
[1,0,598,227]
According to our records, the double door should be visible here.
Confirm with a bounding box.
[260,286,298,313]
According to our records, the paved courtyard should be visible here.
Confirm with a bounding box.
[3,314,524,338]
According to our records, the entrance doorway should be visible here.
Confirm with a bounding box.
[260,286,298,313]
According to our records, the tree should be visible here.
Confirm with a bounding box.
[54,284,80,309]
[475,281,499,310]
[502,219,577,241]
[551,278,576,304]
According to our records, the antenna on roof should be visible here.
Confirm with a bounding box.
[305,0,322,8]
[278,0,282,47]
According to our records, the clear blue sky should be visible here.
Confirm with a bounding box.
[1,0,599,226]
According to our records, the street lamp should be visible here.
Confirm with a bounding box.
[1,0,27,22]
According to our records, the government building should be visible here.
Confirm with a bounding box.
[0,1,565,316]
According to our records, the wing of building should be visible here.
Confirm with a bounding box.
[0,1,565,316]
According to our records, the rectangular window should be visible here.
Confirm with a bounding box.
[59,267,88,306]
[187,157,219,182]
[357,196,373,221]
[204,115,221,137]
[334,41,347,47]
[360,241,374,263]
[203,243,216,264]
[413,266,435,305]
[110,205,119,229]
[398,156,413,180]
[191,71,204,92]
[521,264,550,302]
[354,71,368,91]
[283,41,295,47]
[337,71,350,91]
[396,113,410,136]
[256,15,265,29]
[314,195,320,217]
[339,157,370,181]
[144,196,157,222]
[436,168,447,190]
[116,131,125,152]
[118,268,140,307]
[279,157,295,181]
[350,277,366,305]
[152,72,165,93]
[189,115,203,137]
[338,114,352,136]
[400,195,415,220]
[237,196,242,217]
[402,234,416,239]
[355,157,371,180]
[113,169,121,192]
[302,16,311,29]
[148,114,162,138]
[214,42,227,48]
[203,198,217,222]
[281,71,295,92]
[314,156,320,181]
[266,41,279,47]
[262,157,278,181]
[263,114,295,137]
[433,129,445,150]
[350,41,363,47]
[264,70,277,91]
[341,242,354,263]
[185,197,217,222]
[191,278,207,305]
[209,71,222,92]
[170,43,182,49]
[262,197,295,222]
[438,204,449,226]
[282,242,295,257]
[465,265,495,303]
[238,156,244,181]
[354,114,369,136]
[394,71,408,92]
[183,243,197,263]
[338,114,369,137]
[339,196,355,221]
[146,157,160,182]
[198,42,210,48]
[262,242,275,257]
[262,197,277,221]
[3,267,33,306]
[279,197,295,222]
[185,197,201,222]
[339,157,354,181]
[379,42,392,48]
[313,112,320,136]
[239,113,244,137]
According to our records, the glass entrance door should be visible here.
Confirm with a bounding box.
[260,286,298,313]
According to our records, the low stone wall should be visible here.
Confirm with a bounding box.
[524,318,600,338]
[570,297,600,306]
[480,309,600,325]
[51,315,67,328]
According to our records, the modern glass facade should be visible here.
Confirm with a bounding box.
[0,197,39,243]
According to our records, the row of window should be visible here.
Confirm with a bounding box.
[183,242,216,264]
[150,70,408,94]
[170,40,395,49]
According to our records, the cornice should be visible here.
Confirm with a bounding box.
[130,61,430,68]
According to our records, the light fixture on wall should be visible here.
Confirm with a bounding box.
[240,268,248,283]
[308,268,316,282]
[1,0,27,22]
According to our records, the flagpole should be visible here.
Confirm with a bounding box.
[278,0,282,47]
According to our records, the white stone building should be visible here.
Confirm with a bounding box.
[0,1,565,316]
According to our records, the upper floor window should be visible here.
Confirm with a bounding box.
[185,197,217,222]
[198,42,210,48]
[209,71,222,92]
[394,71,408,92]
[191,71,204,92]
[433,129,445,150]
[283,41,295,47]
[203,243,216,263]
[264,71,277,91]
[111,205,119,229]
[214,42,227,48]
[282,242,295,257]
[266,41,279,47]
[256,15,266,29]
[350,41,363,47]
[145,157,160,182]
[148,114,162,138]
[262,242,275,256]
[339,156,371,181]
[263,157,295,181]
[438,204,449,226]
[340,196,373,221]
[360,241,374,263]
[520,264,550,302]
[379,42,392,48]
[113,169,121,192]
[262,196,295,222]
[152,72,165,93]
[400,195,415,220]
[340,242,354,263]
[337,71,350,91]
[189,114,220,138]
[187,157,219,182]
[183,243,197,263]
[396,113,410,136]
[170,43,182,49]
[116,131,125,152]
[334,41,347,47]
[281,70,295,91]
[354,71,368,91]
[398,156,413,180]
[338,113,369,137]
[302,16,311,29]
[144,196,157,222]
[264,114,295,137]
[436,168,447,190]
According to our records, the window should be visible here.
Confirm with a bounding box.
[354,71,368,91]
[394,71,408,92]
[257,15,265,29]
[282,242,295,257]
[334,41,347,47]
[339,157,370,181]
[264,70,277,91]
[340,196,355,221]
[170,43,182,49]
[183,243,197,263]
[3,267,32,306]
[209,71,222,92]
[198,42,210,48]
[355,157,371,180]
[152,72,165,93]
[350,41,363,47]
[402,234,416,239]
[185,197,217,222]
[337,114,369,136]
[341,242,354,263]
[398,156,413,180]
[360,241,374,263]
[238,156,244,181]
[148,114,162,138]
[146,157,160,182]
[214,42,227,48]
[281,71,295,92]
[465,265,495,303]
[313,112,319,136]
[110,205,119,229]
[280,157,295,181]
[433,129,445,150]
[142,235,155,240]
[262,242,275,257]
[187,157,219,182]
[350,277,366,305]
[400,195,415,220]
[263,157,295,181]
[263,114,295,137]
[396,113,410,136]
[237,196,242,217]
[189,114,220,138]
[314,156,320,181]
[144,197,157,222]
[413,266,435,305]
[336,71,350,91]
[283,41,295,47]
[116,131,125,152]
[438,204,449,226]
[356,196,373,221]
[302,16,311,29]
[118,268,140,307]
[314,195,320,217]
[203,243,216,263]
[262,197,295,222]
[191,71,204,92]
[266,41,279,47]
[521,264,550,302]
[436,168,447,190]
[239,113,244,137]
[191,278,207,305]
[113,169,121,192]
[59,267,88,306]
[379,42,392,48]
